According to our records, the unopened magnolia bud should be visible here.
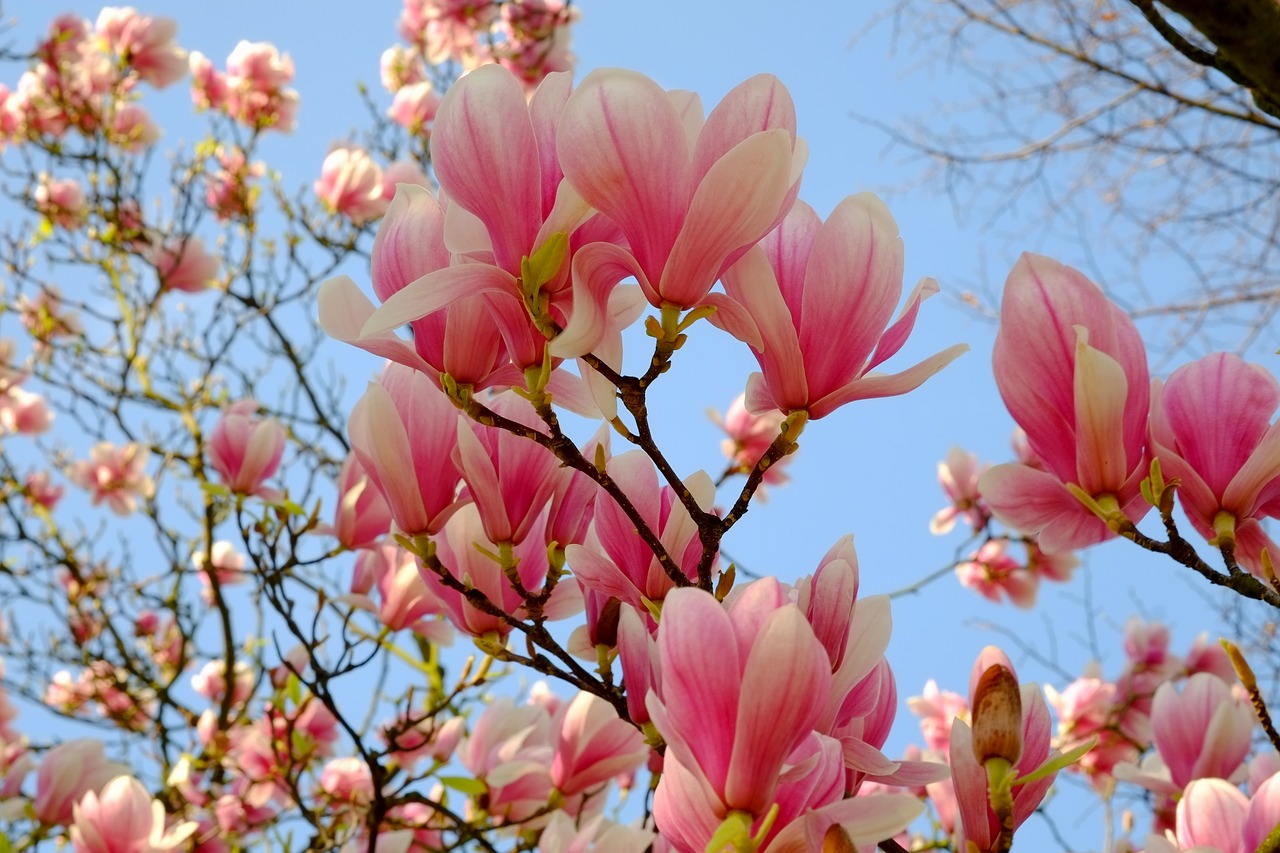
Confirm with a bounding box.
[971,663,1023,764]
[822,824,857,853]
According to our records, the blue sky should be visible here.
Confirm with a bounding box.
[3,1,1258,848]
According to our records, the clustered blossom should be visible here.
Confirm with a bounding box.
[953,538,1077,608]
[388,0,578,102]
[710,393,794,496]
[313,60,967,850]
[921,253,1280,586]
[204,145,264,221]
[1046,619,1237,793]
[17,286,83,356]
[34,173,88,229]
[3,2,1272,849]
[189,41,299,132]
[0,8,183,147]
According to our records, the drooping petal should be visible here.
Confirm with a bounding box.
[551,242,650,359]
[317,276,437,377]
[866,276,939,372]
[806,344,968,421]
[979,463,1111,554]
[361,264,518,337]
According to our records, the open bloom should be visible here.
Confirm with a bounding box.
[71,442,154,515]
[71,774,197,852]
[1129,673,1255,796]
[712,393,793,492]
[931,447,990,534]
[980,254,1151,553]
[34,174,87,229]
[547,69,807,360]
[33,740,129,825]
[649,584,923,852]
[714,196,966,420]
[1149,352,1280,575]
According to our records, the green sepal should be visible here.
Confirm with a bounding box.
[1013,737,1096,786]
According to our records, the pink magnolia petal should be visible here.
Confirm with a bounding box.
[651,753,726,853]
[1072,334,1132,495]
[668,89,705,149]
[863,757,953,787]
[866,276,939,372]
[800,193,903,395]
[1243,773,1280,851]
[806,343,968,420]
[1224,422,1280,517]
[725,606,831,812]
[350,383,428,532]
[700,292,763,353]
[720,246,807,407]
[528,71,573,218]
[820,594,891,732]
[690,73,796,186]
[994,253,1149,479]
[655,588,742,795]
[566,545,641,606]
[743,371,781,416]
[546,369,604,419]
[361,265,518,337]
[372,184,449,302]
[432,64,539,272]
[765,793,924,853]
[979,462,1112,554]
[542,575,585,621]
[1164,353,1279,496]
[442,197,493,257]
[317,276,438,377]
[1176,778,1248,852]
[551,242,650,359]
[841,737,899,775]
[659,129,794,307]
[455,419,511,542]
[558,69,689,279]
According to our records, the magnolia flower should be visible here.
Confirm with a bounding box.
[71,442,154,516]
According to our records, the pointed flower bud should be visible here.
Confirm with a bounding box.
[971,664,1023,766]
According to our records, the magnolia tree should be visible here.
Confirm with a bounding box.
[0,4,1278,853]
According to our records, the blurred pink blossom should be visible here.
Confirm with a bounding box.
[207,400,286,497]
[34,173,87,229]
[314,146,388,224]
[150,236,220,293]
[71,442,154,515]
[94,7,187,89]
